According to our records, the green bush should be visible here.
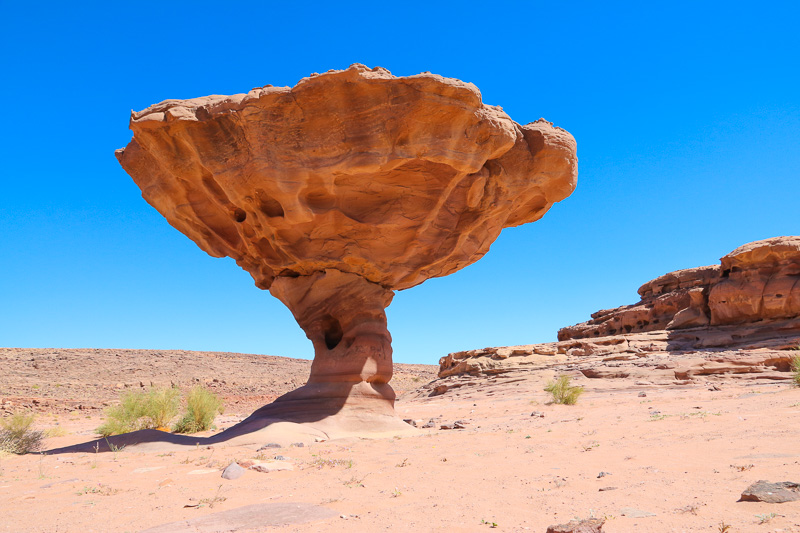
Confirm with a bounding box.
[791,354,800,387]
[146,387,181,428]
[172,386,223,434]
[544,375,584,405]
[0,412,44,454]
[97,387,180,437]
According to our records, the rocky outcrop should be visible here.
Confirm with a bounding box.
[438,237,800,384]
[559,237,800,341]
[710,237,800,324]
[438,320,800,384]
[116,64,577,431]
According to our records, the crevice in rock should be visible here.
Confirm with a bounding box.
[321,315,343,350]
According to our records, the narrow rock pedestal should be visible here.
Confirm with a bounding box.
[265,269,396,419]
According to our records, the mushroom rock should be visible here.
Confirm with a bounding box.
[116,64,578,437]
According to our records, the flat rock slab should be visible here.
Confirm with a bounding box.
[140,502,337,532]
[546,518,605,533]
[250,461,293,473]
[740,480,800,503]
[620,507,656,517]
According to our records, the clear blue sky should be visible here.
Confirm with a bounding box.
[1,1,798,364]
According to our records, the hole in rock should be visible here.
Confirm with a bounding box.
[258,195,285,218]
[321,315,343,350]
[279,269,300,278]
[776,294,784,298]
[721,269,730,278]
[624,325,633,333]
[232,208,247,222]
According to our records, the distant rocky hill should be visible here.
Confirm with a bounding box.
[437,237,800,386]
[0,348,437,416]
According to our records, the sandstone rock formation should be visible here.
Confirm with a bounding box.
[116,64,577,435]
[559,236,800,340]
[437,237,800,386]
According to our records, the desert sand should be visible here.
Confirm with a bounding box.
[1,346,799,532]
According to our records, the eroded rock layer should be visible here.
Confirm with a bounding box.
[116,64,577,292]
[437,237,800,386]
[558,236,800,340]
[438,319,800,384]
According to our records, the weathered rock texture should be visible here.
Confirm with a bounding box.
[559,236,800,340]
[740,480,800,503]
[116,64,577,431]
[437,237,800,385]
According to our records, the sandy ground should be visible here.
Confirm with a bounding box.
[1,350,800,532]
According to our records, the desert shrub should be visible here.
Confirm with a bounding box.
[97,387,180,437]
[145,387,181,428]
[0,412,44,454]
[172,386,223,434]
[544,375,584,405]
[791,354,800,387]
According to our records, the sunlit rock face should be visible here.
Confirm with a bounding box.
[116,64,577,431]
[558,236,800,341]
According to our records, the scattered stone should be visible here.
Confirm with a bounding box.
[740,480,800,503]
[638,392,647,397]
[598,487,617,491]
[431,384,449,396]
[440,423,455,430]
[546,517,605,533]
[258,443,282,451]
[620,508,656,518]
[530,411,545,418]
[421,419,436,429]
[221,462,245,480]
[597,471,611,478]
[402,418,417,427]
[290,442,305,448]
[274,455,288,461]
[453,421,467,429]
[250,462,293,473]
[709,384,722,391]
[158,478,174,487]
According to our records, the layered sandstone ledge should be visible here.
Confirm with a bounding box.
[559,236,800,340]
[438,237,800,383]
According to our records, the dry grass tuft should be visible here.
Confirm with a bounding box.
[172,386,223,434]
[97,387,180,437]
[0,412,44,454]
[544,375,584,405]
[791,354,800,387]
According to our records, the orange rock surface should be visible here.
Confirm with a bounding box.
[116,64,577,433]
[558,236,800,341]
